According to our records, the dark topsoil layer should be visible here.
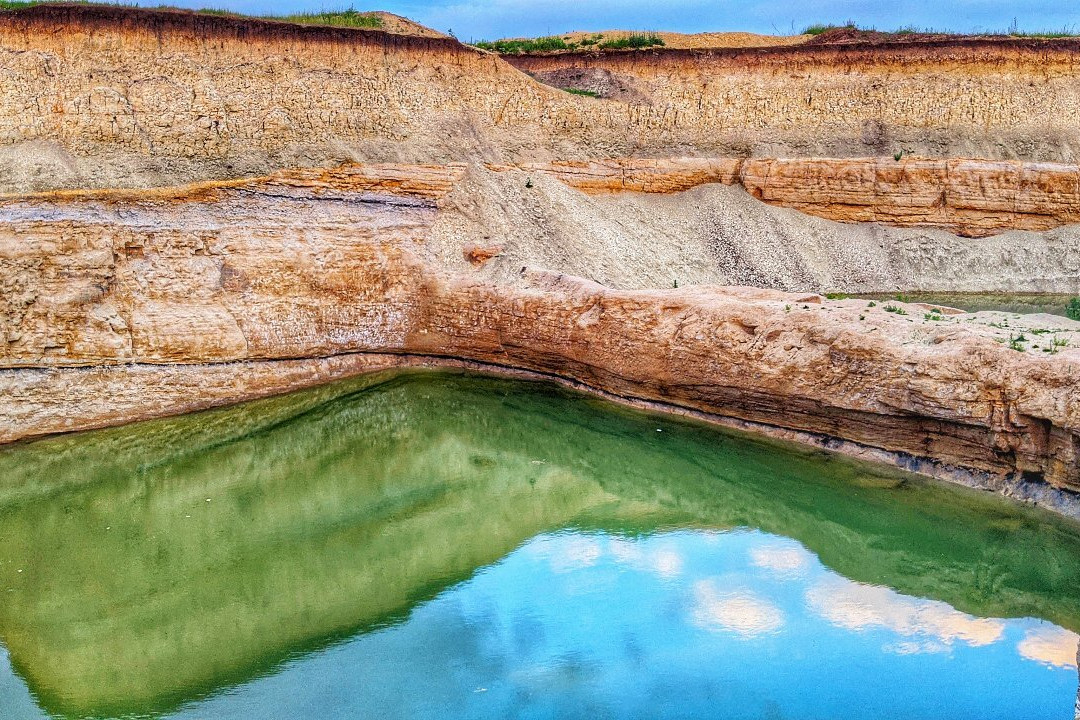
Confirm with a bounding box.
[5,4,1080,60]
[0,3,466,51]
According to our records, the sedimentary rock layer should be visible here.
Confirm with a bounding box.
[491,157,1080,237]
[508,41,1080,159]
[4,5,1080,192]
[2,167,1078,500]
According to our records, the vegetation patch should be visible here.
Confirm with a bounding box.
[564,88,600,98]
[273,8,383,28]
[474,31,663,54]
[801,22,856,36]
[473,35,577,54]
[802,19,1080,38]
[1067,297,1080,321]
[597,32,664,50]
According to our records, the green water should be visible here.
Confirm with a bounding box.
[854,292,1078,318]
[0,370,1077,719]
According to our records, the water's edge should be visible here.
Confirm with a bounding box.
[9,352,1080,520]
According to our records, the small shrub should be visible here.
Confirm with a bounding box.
[824,292,849,300]
[867,301,877,308]
[598,32,664,50]
[923,307,945,321]
[473,35,577,54]
[273,8,384,28]
[1008,333,1028,352]
[883,303,907,315]
[1051,336,1070,354]
[564,88,600,98]
[801,22,855,35]
[1066,297,1080,321]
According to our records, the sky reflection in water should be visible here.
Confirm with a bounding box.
[0,371,1077,719]
[113,529,1080,720]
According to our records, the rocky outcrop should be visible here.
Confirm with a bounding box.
[5,5,1080,193]
[3,166,1078,503]
[490,157,1080,237]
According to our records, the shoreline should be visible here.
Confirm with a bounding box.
[7,352,1080,521]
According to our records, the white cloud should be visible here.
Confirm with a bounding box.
[546,535,603,572]
[610,537,683,579]
[691,580,785,637]
[1018,626,1079,669]
[749,543,809,578]
[806,579,1004,650]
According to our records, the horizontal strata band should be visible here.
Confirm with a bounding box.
[2,167,1078,501]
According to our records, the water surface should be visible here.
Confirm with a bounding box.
[855,291,1078,317]
[0,370,1077,719]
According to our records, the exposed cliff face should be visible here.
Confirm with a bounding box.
[3,167,1078,506]
[489,157,1080,237]
[2,6,1079,514]
[4,5,1080,193]
[0,5,557,191]
[507,40,1080,162]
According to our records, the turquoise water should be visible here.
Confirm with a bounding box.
[0,370,1077,718]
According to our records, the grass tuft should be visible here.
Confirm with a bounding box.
[473,31,662,54]
[473,35,576,53]
[800,19,1080,38]
[801,22,852,36]
[274,8,383,28]
[597,32,664,49]
[564,88,600,98]
[1067,297,1080,321]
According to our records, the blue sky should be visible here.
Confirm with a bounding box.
[153,0,1080,41]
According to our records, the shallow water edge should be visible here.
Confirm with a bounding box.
[3,367,1080,719]
[9,352,1077,520]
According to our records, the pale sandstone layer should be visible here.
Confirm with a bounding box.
[488,157,1080,237]
[2,168,1078,510]
[4,6,1080,192]
[507,42,1080,161]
